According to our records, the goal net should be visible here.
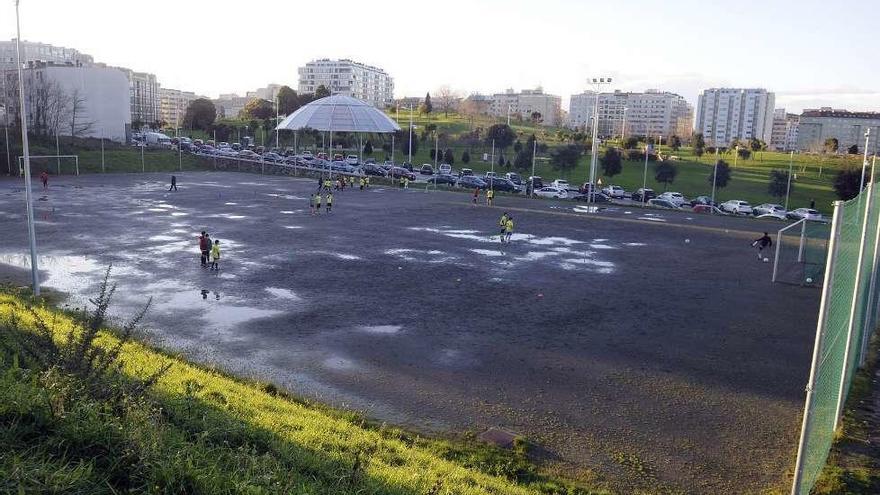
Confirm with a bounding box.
[772,219,831,287]
[18,155,80,176]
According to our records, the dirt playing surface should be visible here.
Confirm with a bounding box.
[0,171,820,493]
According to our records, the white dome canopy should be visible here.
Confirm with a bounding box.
[275,95,401,133]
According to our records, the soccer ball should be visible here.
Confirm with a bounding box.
[763,257,770,263]
[806,277,814,283]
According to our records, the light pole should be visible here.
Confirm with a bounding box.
[711,149,719,207]
[507,103,512,126]
[407,104,413,165]
[531,138,537,195]
[733,145,739,168]
[785,150,794,210]
[860,129,872,191]
[621,106,627,144]
[14,0,40,296]
[100,127,105,173]
[3,72,10,175]
[275,94,280,149]
[587,77,612,202]
[642,139,649,205]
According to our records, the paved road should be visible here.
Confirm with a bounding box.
[0,171,819,494]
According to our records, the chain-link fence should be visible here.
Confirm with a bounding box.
[791,180,880,494]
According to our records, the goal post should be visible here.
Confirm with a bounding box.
[18,155,80,176]
[772,218,831,286]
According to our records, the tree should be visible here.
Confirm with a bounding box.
[530,111,543,124]
[498,153,505,167]
[550,144,582,174]
[396,129,418,158]
[276,86,300,115]
[654,161,678,190]
[363,140,373,154]
[749,137,764,152]
[513,140,523,153]
[430,148,437,160]
[623,136,640,150]
[68,88,94,138]
[435,86,459,117]
[824,137,839,153]
[737,148,751,160]
[768,169,791,200]
[601,147,622,178]
[462,150,471,164]
[848,144,859,154]
[707,159,732,190]
[513,150,531,171]
[693,132,705,157]
[242,98,274,120]
[314,85,331,99]
[485,124,516,149]
[443,148,455,165]
[729,138,740,151]
[420,92,433,115]
[834,168,862,200]
[669,135,682,151]
[183,98,216,130]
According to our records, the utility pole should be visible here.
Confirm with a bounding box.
[407,104,413,165]
[14,0,40,296]
[587,77,612,202]
[860,129,872,191]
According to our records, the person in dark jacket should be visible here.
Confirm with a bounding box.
[752,232,773,260]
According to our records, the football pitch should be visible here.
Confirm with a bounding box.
[0,171,820,493]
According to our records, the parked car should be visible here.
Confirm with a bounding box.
[693,204,725,214]
[648,198,680,209]
[457,175,488,189]
[579,182,599,195]
[333,153,344,162]
[237,150,260,159]
[753,203,786,216]
[420,164,434,175]
[631,188,656,202]
[602,185,626,198]
[427,174,457,186]
[527,176,544,190]
[551,179,571,191]
[534,186,568,199]
[301,150,314,160]
[459,168,474,177]
[690,195,716,207]
[485,177,518,193]
[389,167,416,181]
[401,162,414,171]
[361,164,387,176]
[439,163,452,175]
[262,152,284,163]
[720,200,754,215]
[573,192,611,202]
[505,172,523,185]
[346,155,359,165]
[787,208,823,221]
[657,191,688,207]
[485,171,498,180]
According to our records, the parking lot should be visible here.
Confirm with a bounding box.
[0,171,819,493]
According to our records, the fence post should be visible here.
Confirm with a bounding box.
[836,184,874,426]
[772,227,784,283]
[860,186,880,367]
[798,219,807,263]
[791,200,843,495]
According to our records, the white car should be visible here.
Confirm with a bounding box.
[439,163,452,175]
[787,208,823,221]
[602,185,625,198]
[720,200,754,215]
[551,179,571,191]
[753,203,786,216]
[657,191,688,206]
[534,186,568,199]
[346,155,359,165]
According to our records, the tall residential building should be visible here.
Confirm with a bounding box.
[769,109,800,151]
[0,39,94,71]
[695,88,775,146]
[2,63,130,142]
[489,88,561,127]
[298,59,393,108]
[568,90,692,139]
[106,66,160,127]
[796,108,880,154]
[160,88,205,129]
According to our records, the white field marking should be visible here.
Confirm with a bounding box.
[225,202,238,205]
[170,212,188,217]
[357,325,402,335]
[283,225,303,229]
[148,234,179,242]
[515,251,563,261]
[266,287,302,301]
[470,249,506,257]
[322,355,359,371]
[589,244,616,250]
[280,210,296,214]
[637,216,666,222]
[308,251,361,260]
[624,242,647,246]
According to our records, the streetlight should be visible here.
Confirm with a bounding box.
[587,77,612,203]
[14,0,41,296]
[621,106,628,144]
[785,151,794,210]
[860,129,872,191]
[407,104,414,165]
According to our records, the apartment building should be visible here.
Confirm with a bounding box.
[298,59,393,108]
[213,93,249,119]
[0,39,93,71]
[797,108,880,154]
[489,88,561,126]
[246,84,282,102]
[568,90,692,139]
[695,88,775,146]
[160,88,206,128]
[769,108,800,151]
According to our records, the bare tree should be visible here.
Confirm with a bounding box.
[68,88,94,139]
[435,85,461,117]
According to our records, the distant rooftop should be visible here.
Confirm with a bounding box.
[802,107,880,119]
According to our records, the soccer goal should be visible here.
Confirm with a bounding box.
[771,218,831,287]
[18,155,80,176]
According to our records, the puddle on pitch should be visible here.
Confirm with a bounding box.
[625,242,647,247]
[308,251,361,260]
[470,248,506,257]
[266,287,302,301]
[589,244,616,250]
[322,355,359,372]
[357,325,402,335]
[385,248,456,263]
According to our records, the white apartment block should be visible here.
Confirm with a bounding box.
[769,108,800,151]
[695,88,775,146]
[489,88,561,127]
[0,39,94,71]
[568,90,692,139]
[298,59,393,108]
[160,88,205,128]
[213,93,249,119]
[797,108,880,155]
[246,84,282,102]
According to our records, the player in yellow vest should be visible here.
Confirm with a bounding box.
[210,240,221,270]
[504,216,514,243]
[326,192,333,213]
[498,212,509,239]
[487,188,495,206]
[360,177,366,190]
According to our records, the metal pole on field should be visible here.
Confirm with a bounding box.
[2,72,10,175]
[859,129,871,192]
[785,151,794,210]
[531,138,537,196]
[434,132,439,190]
[797,220,806,263]
[390,134,394,164]
[835,181,875,426]
[141,137,145,172]
[14,0,41,296]
[642,141,649,205]
[490,139,495,168]
[55,132,60,174]
[790,201,843,495]
[860,166,880,368]
[588,77,611,203]
[711,150,719,207]
[101,128,105,173]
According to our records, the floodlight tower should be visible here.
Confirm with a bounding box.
[587,77,612,202]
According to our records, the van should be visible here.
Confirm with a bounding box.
[144,132,172,148]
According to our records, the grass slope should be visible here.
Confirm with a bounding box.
[0,289,604,495]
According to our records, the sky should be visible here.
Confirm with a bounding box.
[3,0,879,113]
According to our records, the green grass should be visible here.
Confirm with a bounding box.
[0,288,606,494]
